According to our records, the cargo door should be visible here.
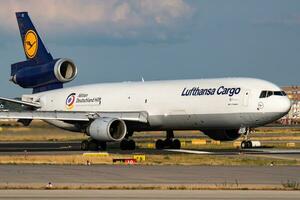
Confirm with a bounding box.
[243,90,250,107]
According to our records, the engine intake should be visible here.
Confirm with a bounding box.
[87,118,127,142]
[54,58,77,83]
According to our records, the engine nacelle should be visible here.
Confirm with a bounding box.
[87,118,127,142]
[11,58,77,88]
[202,129,241,141]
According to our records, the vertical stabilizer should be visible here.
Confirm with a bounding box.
[11,12,77,94]
[16,12,53,64]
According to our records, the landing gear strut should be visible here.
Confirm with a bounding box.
[240,128,253,149]
[120,131,136,150]
[155,130,181,150]
[80,138,107,151]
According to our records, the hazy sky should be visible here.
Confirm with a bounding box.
[0,0,300,97]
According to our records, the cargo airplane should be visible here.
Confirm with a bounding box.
[0,12,291,150]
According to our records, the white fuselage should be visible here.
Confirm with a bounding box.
[23,77,291,131]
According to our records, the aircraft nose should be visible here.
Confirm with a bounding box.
[281,96,292,114]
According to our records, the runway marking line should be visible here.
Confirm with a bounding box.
[82,152,109,157]
[164,149,212,154]
[244,149,300,153]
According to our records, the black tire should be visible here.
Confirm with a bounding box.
[99,142,107,151]
[172,139,181,149]
[164,139,173,148]
[120,139,129,150]
[128,140,136,150]
[241,141,246,149]
[155,139,164,150]
[81,140,89,151]
[88,141,99,151]
[246,141,252,148]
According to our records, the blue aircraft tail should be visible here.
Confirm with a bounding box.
[11,12,77,94]
[16,12,53,64]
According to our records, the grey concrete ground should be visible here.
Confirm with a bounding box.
[0,190,299,200]
[0,165,299,186]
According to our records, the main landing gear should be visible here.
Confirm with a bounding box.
[80,138,107,151]
[155,130,181,150]
[120,131,136,150]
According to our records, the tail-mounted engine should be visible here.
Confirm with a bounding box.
[11,58,77,93]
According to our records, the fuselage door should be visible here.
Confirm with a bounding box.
[243,90,251,107]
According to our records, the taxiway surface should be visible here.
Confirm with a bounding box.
[0,165,299,186]
[1,141,300,160]
[0,190,299,200]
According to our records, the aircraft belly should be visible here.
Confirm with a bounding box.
[148,113,243,130]
[148,112,283,130]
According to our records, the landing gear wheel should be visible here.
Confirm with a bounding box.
[81,139,106,151]
[246,141,252,148]
[172,139,181,149]
[120,139,136,150]
[99,141,107,151]
[164,139,173,148]
[241,141,246,149]
[81,140,89,151]
[120,140,128,150]
[155,139,164,150]
[88,140,99,151]
[155,130,181,150]
[241,140,253,149]
[128,140,136,150]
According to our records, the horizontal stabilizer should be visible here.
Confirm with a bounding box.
[0,97,40,108]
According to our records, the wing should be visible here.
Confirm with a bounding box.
[0,110,148,123]
[0,97,148,123]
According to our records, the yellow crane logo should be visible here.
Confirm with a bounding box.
[24,30,38,59]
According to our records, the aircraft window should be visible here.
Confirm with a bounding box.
[266,91,273,97]
[260,90,286,98]
[273,91,287,96]
[274,91,282,96]
[259,91,267,98]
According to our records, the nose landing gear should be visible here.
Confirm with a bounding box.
[155,130,181,150]
[241,140,253,148]
[240,128,258,149]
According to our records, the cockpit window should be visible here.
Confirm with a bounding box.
[266,91,273,97]
[259,90,286,98]
[259,91,267,98]
[274,91,282,96]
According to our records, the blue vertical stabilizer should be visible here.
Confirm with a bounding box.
[10,12,78,93]
[16,12,53,64]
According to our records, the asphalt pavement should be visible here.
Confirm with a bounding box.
[0,165,299,186]
[0,190,299,200]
